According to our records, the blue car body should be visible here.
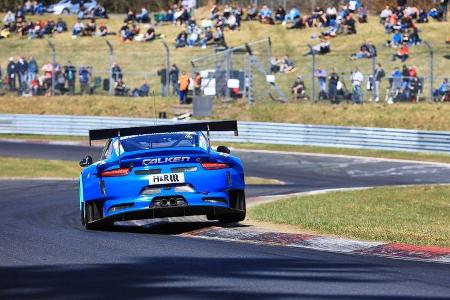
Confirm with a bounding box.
[80,126,245,229]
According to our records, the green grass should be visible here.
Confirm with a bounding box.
[1,95,450,131]
[0,157,81,178]
[248,185,450,247]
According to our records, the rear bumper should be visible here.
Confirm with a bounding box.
[89,205,240,226]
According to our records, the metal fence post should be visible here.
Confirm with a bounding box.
[47,40,56,96]
[105,40,113,95]
[371,55,376,101]
[308,45,316,102]
[161,41,170,97]
[247,54,254,104]
[423,41,434,102]
[267,37,272,74]
[225,50,231,100]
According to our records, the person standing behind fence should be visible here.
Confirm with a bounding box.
[328,69,339,104]
[64,61,76,95]
[178,71,190,104]
[372,63,385,102]
[351,67,364,104]
[17,57,28,92]
[7,57,17,91]
[79,66,90,95]
[169,64,179,95]
[27,56,38,83]
[111,63,122,83]
[157,65,168,97]
[314,66,328,100]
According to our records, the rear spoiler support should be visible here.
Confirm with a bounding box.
[89,120,238,146]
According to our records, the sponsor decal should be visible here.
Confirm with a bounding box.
[142,156,190,166]
[149,173,185,185]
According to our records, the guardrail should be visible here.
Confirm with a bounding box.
[0,114,449,153]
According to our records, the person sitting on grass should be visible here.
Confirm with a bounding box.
[97,22,109,36]
[343,14,356,34]
[291,75,307,100]
[350,41,377,59]
[246,5,258,20]
[114,78,129,96]
[358,4,368,23]
[55,18,67,33]
[175,30,188,48]
[132,82,150,97]
[280,54,296,73]
[259,5,274,24]
[417,9,429,23]
[274,6,286,23]
[283,7,301,25]
[119,22,133,42]
[84,18,96,36]
[72,20,84,37]
[303,40,331,56]
[392,42,409,62]
[136,7,150,23]
[380,6,392,23]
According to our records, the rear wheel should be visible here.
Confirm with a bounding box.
[218,191,246,223]
[83,201,113,230]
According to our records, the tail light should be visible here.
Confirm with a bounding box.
[201,162,230,170]
[99,168,130,177]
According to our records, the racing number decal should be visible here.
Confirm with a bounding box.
[149,173,185,185]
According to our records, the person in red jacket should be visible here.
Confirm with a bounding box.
[392,42,409,62]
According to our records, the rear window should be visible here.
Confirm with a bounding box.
[121,133,198,152]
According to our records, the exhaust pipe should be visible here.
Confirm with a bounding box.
[169,198,177,206]
[160,199,168,207]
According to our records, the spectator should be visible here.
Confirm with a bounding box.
[314,67,328,99]
[350,41,377,59]
[124,10,136,23]
[417,9,429,23]
[246,5,258,20]
[98,22,108,36]
[78,66,90,95]
[64,61,76,95]
[169,64,179,95]
[213,27,227,48]
[291,75,307,100]
[132,82,150,97]
[175,30,188,48]
[201,27,213,48]
[119,22,133,42]
[55,67,66,94]
[84,19,96,36]
[284,7,301,25]
[358,5,368,23]
[3,11,15,27]
[72,20,84,37]
[178,71,190,104]
[270,57,281,73]
[328,69,340,104]
[434,78,450,101]
[55,18,67,33]
[27,56,38,82]
[408,75,421,102]
[392,42,409,62]
[259,5,273,24]
[93,4,108,19]
[193,72,202,95]
[111,63,122,82]
[136,7,150,23]
[17,57,28,91]
[280,54,295,73]
[41,61,53,92]
[304,40,330,56]
[326,6,337,24]
[351,67,364,104]
[157,65,168,96]
[114,78,129,96]
[343,14,356,34]
[7,57,17,91]
[275,6,286,22]
[348,0,361,14]
[372,63,385,102]
[312,5,327,26]
[429,7,444,21]
[380,6,393,23]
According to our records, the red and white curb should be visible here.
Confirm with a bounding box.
[182,226,450,264]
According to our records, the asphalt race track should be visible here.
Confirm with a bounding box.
[0,141,450,299]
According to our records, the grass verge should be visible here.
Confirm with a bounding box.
[248,185,450,247]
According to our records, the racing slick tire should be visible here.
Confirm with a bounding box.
[83,202,113,230]
[218,190,246,223]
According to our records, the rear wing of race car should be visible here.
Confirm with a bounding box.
[88,120,238,146]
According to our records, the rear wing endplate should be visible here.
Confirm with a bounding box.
[88,120,238,146]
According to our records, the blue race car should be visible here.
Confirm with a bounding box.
[79,120,246,230]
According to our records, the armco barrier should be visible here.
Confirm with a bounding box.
[0,114,449,153]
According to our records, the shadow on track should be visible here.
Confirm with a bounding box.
[0,256,410,300]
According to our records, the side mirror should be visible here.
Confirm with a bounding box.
[216,145,231,154]
[79,155,93,167]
